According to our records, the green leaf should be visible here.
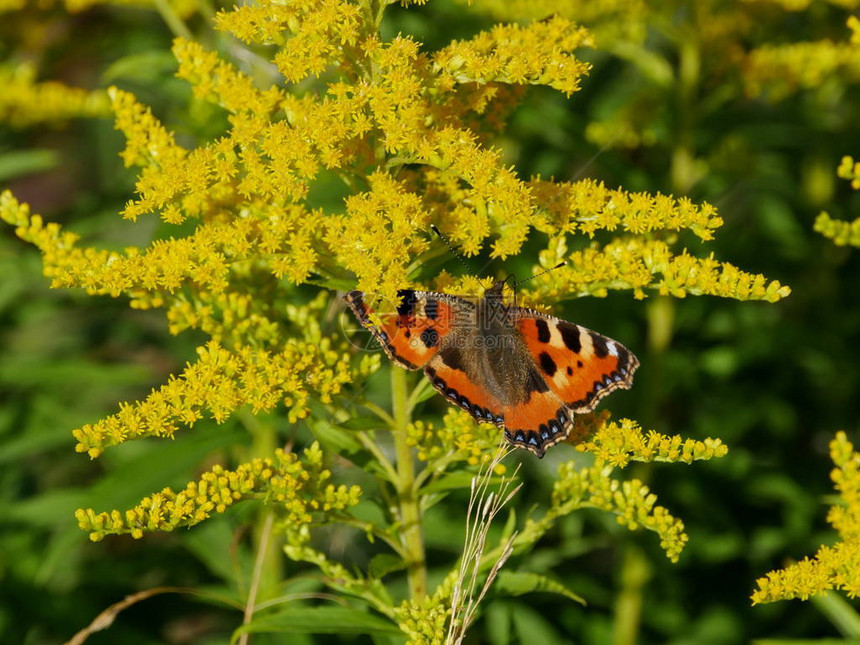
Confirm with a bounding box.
[486,601,512,645]
[369,553,407,578]
[102,50,177,83]
[812,593,860,637]
[511,603,566,645]
[752,640,860,645]
[0,149,59,181]
[307,418,364,454]
[234,606,401,638]
[421,471,495,495]
[411,379,438,406]
[500,508,517,544]
[494,571,586,606]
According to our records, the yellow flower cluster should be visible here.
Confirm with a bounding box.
[584,119,657,150]
[457,0,648,47]
[521,237,791,304]
[0,0,197,14]
[815,156,860,248]
[815,212,860,247]
[753,432,860,603]
[529,178,724,240]
[76,443,360,541]
[406,409,502,467]
[549,464,688,562]
[0,64,109,127]
[394,592,449,645]
[837,154,860,189]
[325,172,431,304]
[73,340,352,457]
[741,0,860,12]
[576,418,729,469]
[215,0,362,83]
[745,17,860,100]
[434,17,594,97]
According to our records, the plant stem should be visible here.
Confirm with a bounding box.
[612,546,651,645]
[239,512,275,645]
[151,0,192,40]
[391,367,427,600]
[238,410,283,604]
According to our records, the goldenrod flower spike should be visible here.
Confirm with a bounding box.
[76,443,361,541]
[407,409,505,469]
[548,464,689,562]
[0,64,109,127]
[433,17,595,97]
[530,178,724,241]
[72,340,352,457]
[453,0,648,47]
[752,432,860,604]
[520,237,791,304]
[576,418,729,468]
[745,16,860,100]
[816,156,860,248]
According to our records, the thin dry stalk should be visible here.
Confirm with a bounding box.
[447,443,521,644]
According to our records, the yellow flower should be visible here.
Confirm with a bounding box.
[752,432,860,604]
[433,17,594,97]
[545,463,689,562]
[577,417,728,467]
[518,237,790,305]
[456,0,648,47]
[816,156,860,248]
[745,17,860,100]
[75,443,361,541]
[407,408,502,467]
[0,63,109,127]
[72,340,352,457]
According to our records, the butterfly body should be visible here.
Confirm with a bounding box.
[344,281,638,457]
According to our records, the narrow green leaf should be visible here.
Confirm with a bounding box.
[421,471,503,495]
[494,571,586,606]
[752,638,860,645]
[369,553,407,578]
[0,149,59,181]
[234,606,401,637]
[102,50,177,83]
[813,593,860,637]
[511,603,566,645]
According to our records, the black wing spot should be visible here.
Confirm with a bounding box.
[425,299,439,320]
[535,319,551,343]
[566,366,573,376]
[577,360,583,368]
[396,290,417,317]
[420,328,439,348]
[539,352,557,377]
[590,332,609,358]
[615,346,630,373]
[559,322,582,353]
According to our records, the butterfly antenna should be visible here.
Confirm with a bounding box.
[513,261,567,288]
[431,224,475,276]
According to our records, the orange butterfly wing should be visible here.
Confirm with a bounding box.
[516,311,639,413]
[424,348,507,427]
[344,290,470,369]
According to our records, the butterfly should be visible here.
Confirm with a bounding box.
[344,280,638,457]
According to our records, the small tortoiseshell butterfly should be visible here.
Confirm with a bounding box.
[344,280,638,458]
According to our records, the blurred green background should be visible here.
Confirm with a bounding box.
[2,0,860,643]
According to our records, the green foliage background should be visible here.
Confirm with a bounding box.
[2,1,860,643]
